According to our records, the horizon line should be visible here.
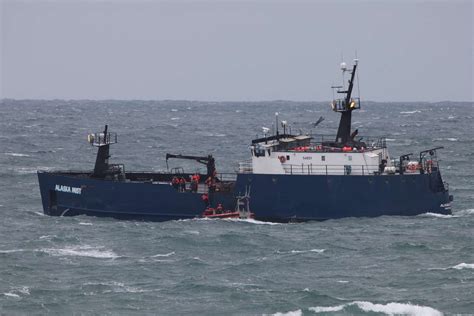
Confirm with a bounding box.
[1,98,473,104]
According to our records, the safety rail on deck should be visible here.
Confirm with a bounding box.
[216,173,238,182]
[238,162,253,174]
[305,135,387,151]
[283,164,381,176]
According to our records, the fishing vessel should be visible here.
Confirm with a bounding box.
[37,60,453,221]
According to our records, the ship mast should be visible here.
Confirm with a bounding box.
[88,125,118,178]
[332,59,360,145]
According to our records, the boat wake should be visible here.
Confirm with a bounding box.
[178,217,281,225]
[419,209,474,218]
[222,218,281,225]
[456,209,474,216]
[420,212,458,219]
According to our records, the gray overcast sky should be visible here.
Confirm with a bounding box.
[1,0,473,101]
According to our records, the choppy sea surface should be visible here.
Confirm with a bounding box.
[0,99,473,315]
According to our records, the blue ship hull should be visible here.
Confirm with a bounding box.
[37,170,452,222]
[234,172,452,221]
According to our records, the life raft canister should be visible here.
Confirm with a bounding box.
[279,156,286,163]
[426,160,433,172]
[407,161,419,172]
[342,146,352,152]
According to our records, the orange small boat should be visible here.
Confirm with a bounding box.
[202,187,254,219]
[202,208,255,219]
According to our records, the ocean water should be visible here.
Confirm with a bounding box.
[0,99,473,315]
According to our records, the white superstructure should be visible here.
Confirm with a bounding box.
[243,134,391,175]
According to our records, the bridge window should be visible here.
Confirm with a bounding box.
[286,155,290,160]
[321,156,325,161]
[348,156,353,161]
[254,147,265,157]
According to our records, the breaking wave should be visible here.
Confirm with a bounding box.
[452,263,474,270]
[150,251,175,258]
[41,245,119,259]
[83,281,152,294]
[3,292,21,298]
[277,249,325,255]
[309,301,442,315]
[269,310,302,316]
[433,137,458,142]
[400,110,421,114]
[0,249,27,254]
[4,152,30,157]
[2,286,30,299]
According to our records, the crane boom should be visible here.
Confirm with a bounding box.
[165,153,216,178]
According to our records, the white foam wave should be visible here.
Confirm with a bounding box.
[170,117,180,120]
[433,137,458,142]
[180,217,281,225]
[171,109,178,112]
[452,263,474,270]
[225,218,281,225]
[18,287,30,295]
[184,230,200,235]
[199,132,227,137]
[85,281,151,294]
[310,304,345,312]
[421,212,458,219]
[4,152,30,157]
[277,249,325,255]
[0,249,26,254]
[309,301,442,315]
[456,209,474,216]
[3,292,20,298]
[41,245,119,259]
[78,222,93,226]
[2,287,29,299]
[269,310,302,316]
[400,110,421,114]
[150,251,175,258]
[290,249,325,254]
[356,301,442,315]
